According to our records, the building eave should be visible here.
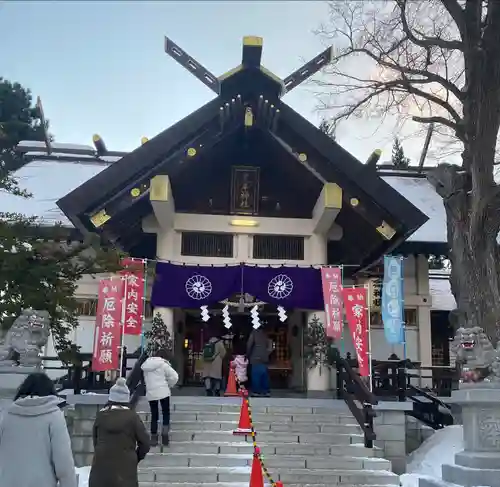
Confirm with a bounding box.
[57,96,223,230]
[275,102,429,242]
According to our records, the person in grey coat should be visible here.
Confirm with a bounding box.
[247,328,273,397]
[0,372,76,487]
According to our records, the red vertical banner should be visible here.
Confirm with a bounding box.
[341,287,370,377]
[92,278,124,372]
[120,258,145,335]
[320,267,344,339]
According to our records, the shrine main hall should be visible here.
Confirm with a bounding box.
[9,36,453,392]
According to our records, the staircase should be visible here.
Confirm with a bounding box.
[136,396,399,487]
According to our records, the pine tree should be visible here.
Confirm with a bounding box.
[144,312,173,357]
[304,314,338,369]
[319,119,336,140]
[391,137,410,168]
[0,78,123,352]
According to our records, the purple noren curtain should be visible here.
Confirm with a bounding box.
[151,262,324,310]
[151,262,242,308]
[243,265,323,310]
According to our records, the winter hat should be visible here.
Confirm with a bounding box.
[108,377,130,404]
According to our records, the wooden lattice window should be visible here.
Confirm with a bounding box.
[181,232,234,258]
[253,235,304,260]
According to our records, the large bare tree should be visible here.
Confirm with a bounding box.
[316,0,500,342]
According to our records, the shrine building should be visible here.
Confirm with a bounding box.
[10,37,453,392]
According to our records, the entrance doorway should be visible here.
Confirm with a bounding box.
[182,310,292,388]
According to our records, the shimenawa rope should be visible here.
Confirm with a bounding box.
[232,365,278,487]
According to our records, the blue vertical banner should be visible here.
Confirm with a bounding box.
[382,256,405,344]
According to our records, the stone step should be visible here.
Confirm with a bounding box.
[138,411,355,425]
[137,466,399,485]
[260,456,392,471]
[152,420,360,435]
[168,430,365,445]
[139,482,394,487]
[141,403,349,416]
[164,440,383,457]
[141,452,391,471]
[141,484,395,487]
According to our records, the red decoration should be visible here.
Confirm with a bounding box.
[120,258,145,335]
[92,278,124,372]
[320,267,343,339]
[341,287,369,377]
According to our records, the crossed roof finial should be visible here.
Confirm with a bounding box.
[164,36,333,97]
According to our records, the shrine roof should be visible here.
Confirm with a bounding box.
[380,173,447,244]
[2,160,445,245]
[11,36,443,266]
[429,275,455,311]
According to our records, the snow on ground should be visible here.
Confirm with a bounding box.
[76,466,90,487]
[400,425,463,487]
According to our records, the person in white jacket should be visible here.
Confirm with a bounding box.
[141,349,178,446]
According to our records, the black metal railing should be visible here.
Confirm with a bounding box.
[337,355,457,430]
[41,348,137,395]
[335,356,378,448]
[405,384,454,429]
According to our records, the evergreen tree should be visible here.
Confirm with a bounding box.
[0,78,123,352]
[304,314,338,369]
[319,119,336,140]
[144,312,173,357]
[428,255,451,271]
[391,137,410,168]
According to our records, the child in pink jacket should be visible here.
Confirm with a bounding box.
[231,342,249,391]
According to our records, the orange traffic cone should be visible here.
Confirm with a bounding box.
[225,366,239,397]
[233,393,252,435]
[249,452,264,487]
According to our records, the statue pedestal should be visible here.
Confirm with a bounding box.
[420,384,500,487]
[0,365,40,399]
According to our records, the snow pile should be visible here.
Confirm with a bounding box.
[400,425,463,487]
[76,466,90,487]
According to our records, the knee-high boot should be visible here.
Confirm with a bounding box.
[161,425,170,446]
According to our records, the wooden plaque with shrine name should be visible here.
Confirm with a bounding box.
[230,166,260,215]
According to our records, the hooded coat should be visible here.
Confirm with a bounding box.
[89,404,150,487]
[202,337,226,380]
[0,395,76,487]
[141,357,179,401]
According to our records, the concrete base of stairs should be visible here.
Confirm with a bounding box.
[140,485,398,487]
[138,465,399,485]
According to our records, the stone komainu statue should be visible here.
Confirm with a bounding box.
[0,309,50,367]
[451,326,500,383]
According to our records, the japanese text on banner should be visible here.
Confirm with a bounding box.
[92,278,124,372]
[341,287,370,377]
[382,256,404,345]
[121,258,145,336]
[320,267,344,339]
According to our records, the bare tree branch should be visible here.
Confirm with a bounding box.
[396,0,463,51]
[412,114,458,131]
[315,0,500,344]
[441,0,466,36]
[314,1,465,143]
